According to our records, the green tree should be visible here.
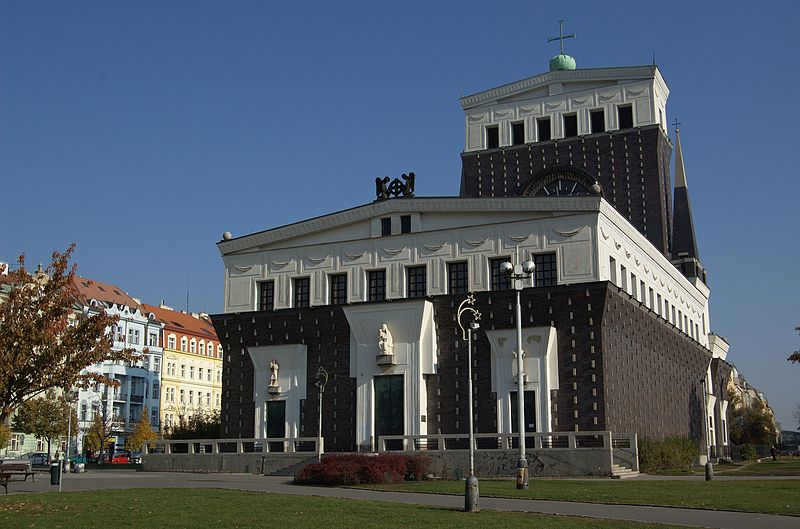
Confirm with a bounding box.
[0,422,10,454]
[788,325,800,363]
[166,410,221,440]
[0,245,138,422]
[730,402,777,446]
[82,388,115,462]
[126,408,159,452]
[11,390,76,460]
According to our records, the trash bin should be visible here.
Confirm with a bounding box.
[50,461,61,485]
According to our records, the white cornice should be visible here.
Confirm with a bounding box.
[218,196,602,256]
[460,66,664,109]
[597,200,707,306]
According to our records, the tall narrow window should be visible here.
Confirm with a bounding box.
[293,277,310,308]
[490,258,511,291]
[657,294,662,316]
[381,217,392,237]
[259,281,274,311]
[649,287,655,310]
[486,125,499,148]
[640,281,647,304]
[609,257,617,285]
[620,265,628,293]
[590,109,605,133]
[406,266,426,299]
[537,117,551,141]
[618,105,633,129]
[368,270,386,302]
[630,273,638,299]
[448,261,469,294]
[511,122,525,145]
[329,273,347,305]
[400,215,411,234]
[533,253,557,287]
[563,114,578,138]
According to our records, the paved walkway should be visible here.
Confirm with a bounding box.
[4,470,798,529]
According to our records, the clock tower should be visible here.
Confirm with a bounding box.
[458,51,679,262]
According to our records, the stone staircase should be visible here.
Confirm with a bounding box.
[265,455,319,477]
[610,464,640,479]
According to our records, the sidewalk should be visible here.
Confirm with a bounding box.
[5,470,798,529]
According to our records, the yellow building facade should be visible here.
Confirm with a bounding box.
[144,304,223,431]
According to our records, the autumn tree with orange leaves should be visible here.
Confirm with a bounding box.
[0,245,137,422]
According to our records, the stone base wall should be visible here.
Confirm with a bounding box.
[141,453,317,475]
[141,450,614,478]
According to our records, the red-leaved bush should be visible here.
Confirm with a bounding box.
[294,454,431,486]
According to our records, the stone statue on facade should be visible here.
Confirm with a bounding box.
[269,360,279,387]
[378,324,394,355]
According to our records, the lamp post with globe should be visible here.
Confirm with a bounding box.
[500,256,535,490]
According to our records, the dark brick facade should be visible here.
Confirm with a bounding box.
[600,289,711,440]
[459,125,673,257]
[213,281,710,451]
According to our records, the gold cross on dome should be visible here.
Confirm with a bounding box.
[547,20,576,55]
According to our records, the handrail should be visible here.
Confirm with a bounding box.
[145,437,321,455]
[376,431,628,452]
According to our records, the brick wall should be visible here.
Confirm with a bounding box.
[459,125,673,256]
[600,286,710,440]
[213,281,709,451]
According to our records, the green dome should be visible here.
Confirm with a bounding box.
[549,54,576,71]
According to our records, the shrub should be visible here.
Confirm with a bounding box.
[294,454,431,486]
[638,436,698,473]
[740,443,757,461]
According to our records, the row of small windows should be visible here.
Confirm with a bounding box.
[165,362,222,383]
[112,327,160,347]
[609,256,705,341]
[166,335,223,357]
[164,387,218,407]
[258,253,558,310]
[485,105,635,149]
[381,215,412,237]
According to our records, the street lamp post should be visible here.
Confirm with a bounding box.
[457,294,481,512]
[316,366,328,462]
[60,390,77,493]
[501,256,535,490]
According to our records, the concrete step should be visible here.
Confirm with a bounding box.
[610,464,640,479]
[267,455,319,477]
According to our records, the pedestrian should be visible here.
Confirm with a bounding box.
[770,445,777,461]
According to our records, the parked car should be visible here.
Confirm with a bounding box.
[130,452,142,464]
[109,452,130,464]
[69,454,87,464]
[25,452,49,466]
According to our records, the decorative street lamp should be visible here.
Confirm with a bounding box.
[501,256,535,490]
[315,366,328,462]
[457,294,481,513]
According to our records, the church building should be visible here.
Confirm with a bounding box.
[212,44,733,459]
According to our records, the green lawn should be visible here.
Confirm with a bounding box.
[0,488,691,529]
[364,479,800,516]
[658,458,800,476]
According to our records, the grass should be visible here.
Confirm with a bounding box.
[657,458,800,476]
[363,479,800,516]
[0,488,692,529]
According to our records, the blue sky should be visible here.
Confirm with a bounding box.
[2,1,799,429]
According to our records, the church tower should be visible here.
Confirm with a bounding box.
[458,33,674,258]
[671,127,707,284]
